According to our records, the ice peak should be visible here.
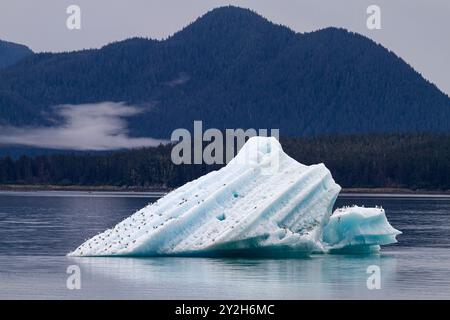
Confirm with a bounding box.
[231,136,283,168]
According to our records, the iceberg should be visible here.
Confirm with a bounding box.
[323,206,401,254]
[69,136,400,257]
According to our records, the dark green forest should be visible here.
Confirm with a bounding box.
[0,40,32,69]
[0,6,449,139]
[1,134,449,190]
[1,7,449,191]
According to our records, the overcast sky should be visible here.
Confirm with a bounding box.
[0,0,449,96]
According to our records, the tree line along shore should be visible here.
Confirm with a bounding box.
[0,134,449,192]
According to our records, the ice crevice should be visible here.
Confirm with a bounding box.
[69,136,401,257]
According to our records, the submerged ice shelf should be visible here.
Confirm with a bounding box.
[69,137,401,257]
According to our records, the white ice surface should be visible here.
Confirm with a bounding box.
[69,137,400,257]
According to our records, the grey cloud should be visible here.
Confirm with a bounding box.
[0,102,167,150]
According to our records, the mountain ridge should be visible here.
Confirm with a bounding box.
[0,6,449,140]
[0,39,33,69]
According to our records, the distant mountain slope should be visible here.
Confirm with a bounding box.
[0,6,449,138]
[0,40,33,69]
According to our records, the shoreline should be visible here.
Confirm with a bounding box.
[0,184,449,195]
[0,184,171,193]
[340,187,450,195]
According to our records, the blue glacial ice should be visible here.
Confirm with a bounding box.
[322,206,401,254]
[69,136,401,257]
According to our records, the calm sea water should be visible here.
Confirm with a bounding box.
[0,191,449,299]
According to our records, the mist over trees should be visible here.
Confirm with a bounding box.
[1,7,449,191]
[0,7,449,138]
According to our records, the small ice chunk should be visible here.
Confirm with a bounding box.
[322,206,402,253]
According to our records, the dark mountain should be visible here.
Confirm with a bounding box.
[0,40,33,69]
[0,6,449,138]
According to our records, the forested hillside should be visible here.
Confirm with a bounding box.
[0,6,449,138]
[0,39,33,69]
[1,134,449,190]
